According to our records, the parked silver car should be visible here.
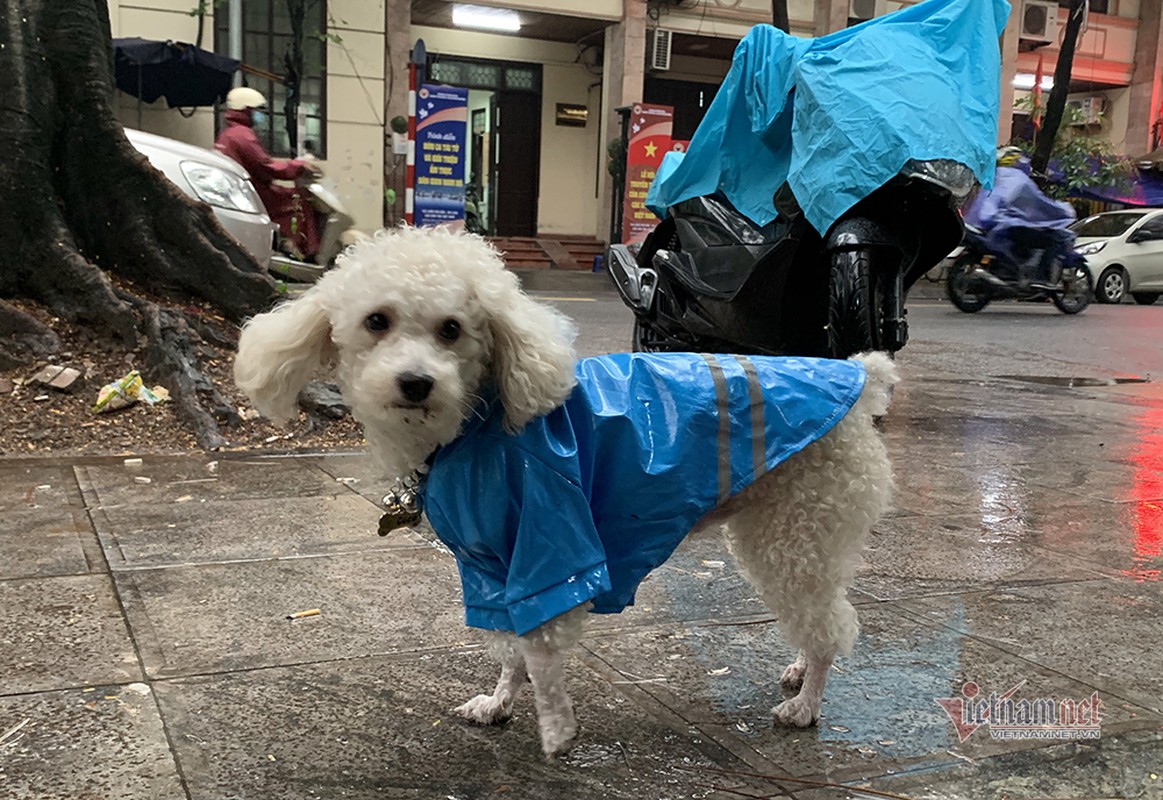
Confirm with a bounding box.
[125,127,274,266]
[1073,208,1163,305]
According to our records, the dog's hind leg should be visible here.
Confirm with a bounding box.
[772,647,838,727]
[454,634,526,725]
[518,605,587,758]
[779,651,807,693]
[725,407,892,728]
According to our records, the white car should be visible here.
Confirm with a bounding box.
[1073,208,1163,304]
[125,128,274,266]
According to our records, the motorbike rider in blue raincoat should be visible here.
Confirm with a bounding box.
[963,147,1079,290]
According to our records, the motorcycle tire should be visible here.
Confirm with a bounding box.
[827,248,884,358]
[1052,267,1093,315]
[946,254,991,313]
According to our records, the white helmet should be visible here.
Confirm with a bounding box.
[226,87,267,111]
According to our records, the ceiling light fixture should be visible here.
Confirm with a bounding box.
[452,4,521,33]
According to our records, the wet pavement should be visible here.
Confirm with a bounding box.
[3,296,1163,799]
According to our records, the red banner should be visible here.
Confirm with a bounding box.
[621,103,676,245]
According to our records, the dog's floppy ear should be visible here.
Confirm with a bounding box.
[476,266,577,433]
[234,284,335,423]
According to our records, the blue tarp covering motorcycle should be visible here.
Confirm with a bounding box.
[606,0,1011,357]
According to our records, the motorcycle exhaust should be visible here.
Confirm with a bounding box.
[971,267,1008,288]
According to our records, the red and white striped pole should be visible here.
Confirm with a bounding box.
[405,62,416,226]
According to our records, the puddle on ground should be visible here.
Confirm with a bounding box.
[995,375,1150,388]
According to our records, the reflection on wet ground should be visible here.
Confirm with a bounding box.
[1,364,1161,799]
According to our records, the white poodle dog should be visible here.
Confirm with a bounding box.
[234,226,896,758]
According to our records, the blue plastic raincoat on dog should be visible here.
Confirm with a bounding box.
[420,353,865,635]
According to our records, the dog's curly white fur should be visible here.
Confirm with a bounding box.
[234,226,897,758]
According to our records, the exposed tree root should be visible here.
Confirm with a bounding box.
[0,299,62,370]
[0,0,281,446]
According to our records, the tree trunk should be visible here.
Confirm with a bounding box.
[772,0,790,32]
[0,0,278,448]
[1031,0,1087,178]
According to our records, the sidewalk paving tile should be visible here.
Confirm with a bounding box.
[581,602,1159,784]
[0,573,141,694]
[0,683,184,800]
[792,728,1163,800]
[151,648,757,800]
[113,547,468,679]
[910,579,1163,716]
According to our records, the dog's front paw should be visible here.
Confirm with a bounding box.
[772,695,820,728]
[539,717,578,759]
[454,694,514,726]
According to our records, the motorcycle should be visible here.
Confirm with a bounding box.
[603,0,1008,358]
[946,225,1092,314]
[464,183,486,235]
[269,169,366,283]
[608,161,974,357]
[946,163,1092,315]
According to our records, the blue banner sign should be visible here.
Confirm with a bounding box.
[414,83,468,227]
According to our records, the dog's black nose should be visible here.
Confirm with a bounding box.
[397,372,434,403]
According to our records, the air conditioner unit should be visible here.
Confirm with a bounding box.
[649,28,673,71]
[1067,95,1104,125]
[1020,0,1059,45]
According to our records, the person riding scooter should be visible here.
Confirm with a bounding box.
[946,147,1091,314]
[964,147,1077,291]
[215,87,321,261]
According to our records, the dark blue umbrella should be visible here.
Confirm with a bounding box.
[113,37,240,108]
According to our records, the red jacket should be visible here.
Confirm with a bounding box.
[215,109,319,258]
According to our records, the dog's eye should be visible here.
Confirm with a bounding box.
[365,312,391,333]
[437,318,461,343]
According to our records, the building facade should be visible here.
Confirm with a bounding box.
[111,0,1161,246]
[109,0,386,233]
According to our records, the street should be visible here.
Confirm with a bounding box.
[533,283,1163,379]
[2,279,1162,799]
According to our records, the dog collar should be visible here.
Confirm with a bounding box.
[376,384,495,537]
[376,450,437,537]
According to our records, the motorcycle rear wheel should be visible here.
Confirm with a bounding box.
[946,254,991,313]
[827,248,885,358]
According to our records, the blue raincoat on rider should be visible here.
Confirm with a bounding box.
[420,353,866,636]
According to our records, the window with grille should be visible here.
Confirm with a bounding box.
[214,0,328,158]
[428,57,541,95]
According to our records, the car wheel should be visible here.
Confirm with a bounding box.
[1095,267,1128,304]
[1132,292,1160,305]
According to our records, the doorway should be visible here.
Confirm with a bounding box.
[489,92,541,237]
[428,56,543,237]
